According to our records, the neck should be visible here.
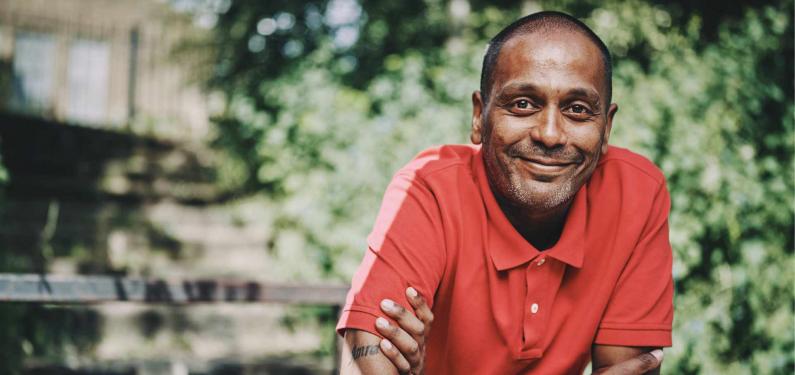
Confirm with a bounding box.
[495,195,573,251]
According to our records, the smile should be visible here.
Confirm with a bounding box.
[518,157,577,175]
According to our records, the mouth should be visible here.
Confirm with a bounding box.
[517,156,577,175]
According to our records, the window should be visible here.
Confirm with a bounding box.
[11,31,56,114]
[66,38,110,125]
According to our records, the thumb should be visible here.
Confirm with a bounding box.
[603,349,663,375]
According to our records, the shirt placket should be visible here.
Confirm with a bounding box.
[521,255,565,357]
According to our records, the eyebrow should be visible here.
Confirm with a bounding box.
[495,82,602,107]
[495,82,542,99]
[567,87,602,107]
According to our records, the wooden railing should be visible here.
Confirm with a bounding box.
[0,273,349,374]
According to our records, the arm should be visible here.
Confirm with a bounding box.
[592,345,663,374]
[593,180,673,351]
[336,172,444,373]
[341,287,433,375]
[340,329,398,375]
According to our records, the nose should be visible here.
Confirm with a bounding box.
[529,108,567,148]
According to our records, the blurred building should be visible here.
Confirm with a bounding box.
[0,0,329,373]
[0,0,211,139]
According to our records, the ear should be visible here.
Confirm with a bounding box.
[471,91,485,145]
[601,103,618,155]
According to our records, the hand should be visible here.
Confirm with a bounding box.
[593,349,663,375]
[374,287,434,375]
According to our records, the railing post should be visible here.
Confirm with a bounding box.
[127,26,139,121]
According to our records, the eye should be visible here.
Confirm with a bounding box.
[506,98,539,115]
[570,104,590,114]
[565,103,596,120]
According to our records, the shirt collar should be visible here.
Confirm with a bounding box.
[473,146,587,271]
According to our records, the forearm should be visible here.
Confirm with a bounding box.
[340,329,399,375]
[592,364,661,375]
[592,345,663,374]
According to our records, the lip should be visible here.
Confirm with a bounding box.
[518,157,577,174]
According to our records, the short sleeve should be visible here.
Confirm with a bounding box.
[594,181,674,347]
[336,171,446,338]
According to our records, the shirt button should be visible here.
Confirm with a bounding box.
[536,258,546,266]
[531,303,539,314]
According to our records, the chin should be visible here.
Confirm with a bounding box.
[509,180,577,211]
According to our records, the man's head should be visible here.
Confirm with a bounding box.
[480,11,612,108]
[471,11,618,213]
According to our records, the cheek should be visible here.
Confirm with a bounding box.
[488,117,531,145]
[569,125,606,154]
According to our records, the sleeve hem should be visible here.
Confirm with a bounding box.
[336,307,383,338]
[594,327,672,347]
[599,321,671,330]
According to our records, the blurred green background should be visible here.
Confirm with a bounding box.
[0,0,791,374]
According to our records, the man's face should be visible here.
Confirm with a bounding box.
[471,31,618,212]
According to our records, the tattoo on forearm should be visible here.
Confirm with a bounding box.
[351,345,380,359]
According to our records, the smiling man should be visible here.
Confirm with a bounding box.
[337,11,673,374]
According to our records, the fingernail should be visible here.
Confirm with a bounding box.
[381,339,393,350]
[376,317,389,328]
[650,349,664,362]
[406,287,418,298]
[380,299,395,311]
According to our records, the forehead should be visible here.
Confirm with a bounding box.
[492,30,606,96]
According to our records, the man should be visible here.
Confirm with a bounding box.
[337,11,673,374]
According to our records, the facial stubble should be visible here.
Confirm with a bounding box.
[482,123,605,213]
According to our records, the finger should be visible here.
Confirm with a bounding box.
[376,316,423,368]
[602,349,663,375]
[379,338,412,374]
[380,299,426,337]
[406,287,434,328]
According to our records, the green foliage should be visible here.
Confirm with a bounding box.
[206,0,793,372]
[589,2,793,373]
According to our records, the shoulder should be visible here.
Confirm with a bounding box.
[396,144,479,182]
[595,146,666,189]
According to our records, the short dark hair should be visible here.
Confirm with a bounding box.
[479,11,612,108]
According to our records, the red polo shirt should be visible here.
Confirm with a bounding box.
[337,144,673,374]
